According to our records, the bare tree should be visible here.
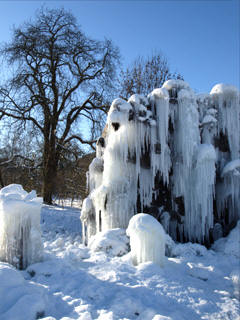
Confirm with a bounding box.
[119,52,183,99]
[0,7,119,203]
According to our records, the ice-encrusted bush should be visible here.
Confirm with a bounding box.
[127,213,166,266]
[0,184,43,269]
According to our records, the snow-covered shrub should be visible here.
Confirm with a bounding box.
[127,213,166,266]
[0,184,43,269]
[88,228,129,257]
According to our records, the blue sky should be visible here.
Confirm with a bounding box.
[0,0,239,93]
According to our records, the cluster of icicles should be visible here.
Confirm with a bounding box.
[81,80,240,246]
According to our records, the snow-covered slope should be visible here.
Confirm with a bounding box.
[0,205,239,320]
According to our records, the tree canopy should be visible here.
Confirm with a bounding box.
[0,7,119,203]
[119,53,183,99]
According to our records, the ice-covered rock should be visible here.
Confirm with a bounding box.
[127,213,166,266]
[0,184,43,269]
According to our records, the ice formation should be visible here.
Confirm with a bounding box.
[126,213,166,266]
[210,84,240,160]
[82,80,240,247]
[0,184,43,269]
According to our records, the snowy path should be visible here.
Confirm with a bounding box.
[0,205,239,320]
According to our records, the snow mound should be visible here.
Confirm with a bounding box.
[127,213,166,266]
[210,83,239,97]
[172,242,208,257]
[201,114,217,125]
[212,220,240,258]
[162,79,190,91]
[0,262,47,320]
[221,159,240,177]
[88,228,129,257]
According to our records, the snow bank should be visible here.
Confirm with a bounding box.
[127,213,166,266]
[0,184,43,269]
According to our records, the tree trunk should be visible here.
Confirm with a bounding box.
[42,162,57,204]
[42,139,59,205]
[0,169,5,188]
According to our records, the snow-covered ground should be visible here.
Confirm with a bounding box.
[0,205,239,320]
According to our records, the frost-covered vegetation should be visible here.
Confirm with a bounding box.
[82,80,240,246]
[0,184,42,269]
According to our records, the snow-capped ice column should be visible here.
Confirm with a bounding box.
[0,184,43,270]
[210,84,240,160]
[188,144,216,242]
[92,98,138,233]
[127,213,166,267]
[163,81,203,241]
[127,94,157,211]
[81,196,96,245]
[171,87,201,240]
[148,88,171,184]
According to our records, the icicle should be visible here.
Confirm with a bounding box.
[217,159,240,224]
[172,87,200,201]
[185,144,216,242]
[210,84,240,160]
[149,88,171,184]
